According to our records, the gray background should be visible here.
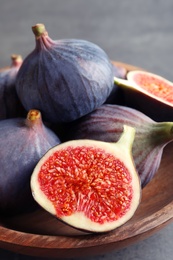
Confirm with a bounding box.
[0,0,173,259]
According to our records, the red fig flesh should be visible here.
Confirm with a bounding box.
[31,125,141,233]
[127,70,173,103]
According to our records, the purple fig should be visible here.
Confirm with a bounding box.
[16,23,114,123]
[66,104,173,187]
[0,54,25,119]
[0,109,61,216]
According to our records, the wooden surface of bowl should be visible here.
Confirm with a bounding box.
[0,62,173,259]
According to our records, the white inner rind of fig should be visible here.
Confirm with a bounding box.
[31,126,141,233]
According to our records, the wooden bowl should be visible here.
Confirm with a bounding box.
[1,62,173,259]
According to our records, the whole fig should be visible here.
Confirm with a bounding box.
[0,109,61,216]
[0,54,25,119]
[16,23,114,123]
[66,104,173,187]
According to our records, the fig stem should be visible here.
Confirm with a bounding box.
[114,76,134,89]
[11,54,23,67]
[26,109,43,128]
[116,125,135,151]
[32,23,47,38]
[153,122,173,143]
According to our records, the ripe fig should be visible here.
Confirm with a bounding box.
[114,70,173,121]
[0,54,25,119]
[31,125,141,233]
[0,109,61,216]
[16,23,114,123]
[66,104,173,187]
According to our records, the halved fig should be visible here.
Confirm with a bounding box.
[114,70,173,121]
[31,125,141,233]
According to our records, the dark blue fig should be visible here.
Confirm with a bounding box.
[0,54,25,119]
[0,109,61,216]
[16,24,114,123]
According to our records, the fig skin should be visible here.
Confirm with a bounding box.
[0,109,61,216]
[31,125,141,233]
[16,23,114,123]
[65,104,173,187]
[114,70,173,122]
[0,54,25,119]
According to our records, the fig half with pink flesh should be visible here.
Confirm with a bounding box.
[31,125,141,233]
[114,70,173,121]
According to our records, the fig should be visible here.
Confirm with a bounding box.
[31,125,141,233]
[66,104,173,187]
[0,54,25,119]
[0,109,61,216]
[114,70,173,121]
[16,23,114,123]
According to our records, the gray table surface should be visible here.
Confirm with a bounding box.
[0,1,173,259]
